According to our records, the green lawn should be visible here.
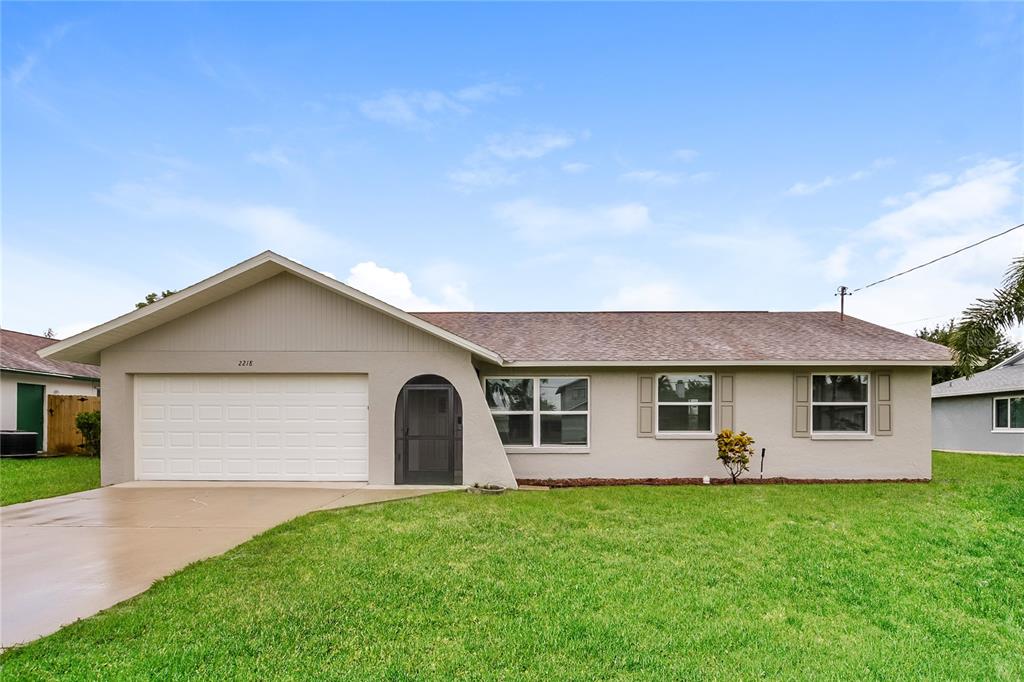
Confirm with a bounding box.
[2,452,1022,680]
[0,456,100,507]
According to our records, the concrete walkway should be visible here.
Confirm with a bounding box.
[0,483,443,648]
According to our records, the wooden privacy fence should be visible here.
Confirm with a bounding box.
[47,394,101,454]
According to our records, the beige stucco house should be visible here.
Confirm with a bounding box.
[40,251,952,488]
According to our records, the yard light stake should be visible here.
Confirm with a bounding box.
[760,448,766,479]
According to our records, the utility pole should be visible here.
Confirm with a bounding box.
[835,286,851,321]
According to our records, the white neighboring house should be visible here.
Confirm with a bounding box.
[1,329,101,453]
[931,350,1024,456]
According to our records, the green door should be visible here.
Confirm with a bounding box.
[16,383,45,451]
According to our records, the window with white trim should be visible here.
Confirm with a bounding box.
[656,373,714,434]
[993,395,1024,432]
[811,374,870,434]
[485,377,589,447]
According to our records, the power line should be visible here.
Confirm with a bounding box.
[850,222,1024,293]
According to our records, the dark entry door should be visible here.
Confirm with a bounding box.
[395,378,462,485]
[16,383,45,451]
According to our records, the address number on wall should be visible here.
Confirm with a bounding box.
[238,360,254,367]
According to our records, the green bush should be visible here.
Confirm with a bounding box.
[75,410,101,457]
[715,428,755,483]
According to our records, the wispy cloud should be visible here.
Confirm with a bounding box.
[817,157,1023,335]
[449,130,580,191]
[786,157,895,196]
[562,162,591,174]
[99,181,345,259]
[453,81,521,103]
[672,148,699,162]
[601,281,694,310]
[359,81,518,129]
[620,169,716,186]
[484,132,575,160]
[447,166,519,191]
[493,199,652,242]
[247,146,302,173]
[6,22,74,86]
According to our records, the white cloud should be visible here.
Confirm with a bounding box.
[601,281,692,310]
[561,162,590,174]
[672,148,699,162]
[818,157,1023,336]
[345,261,473,311]
[99,181,345,259]
[494,199,652,242]
[821,244,852,279]
[359,82,518,129]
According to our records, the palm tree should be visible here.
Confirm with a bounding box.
[948,256,1024,377]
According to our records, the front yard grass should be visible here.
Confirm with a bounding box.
[2,451,1022,679]
[0,456,100,507]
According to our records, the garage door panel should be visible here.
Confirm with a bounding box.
[135,374,368,481]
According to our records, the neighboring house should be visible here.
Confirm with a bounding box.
[931,350,1024,455]
[39,252,951,487]
[1,329,102,452]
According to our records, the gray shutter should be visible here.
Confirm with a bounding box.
[718,374,735,432]
[793,373,810,437]
[875,372,892,436]
[637,375,654,437]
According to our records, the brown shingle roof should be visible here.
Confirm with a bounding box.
[1,329,101,379]
[413,311,952,364]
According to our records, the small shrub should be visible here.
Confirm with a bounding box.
[716,428,755,483]
[76,410,101,457]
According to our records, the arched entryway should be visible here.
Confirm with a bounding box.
[395,375,463,485]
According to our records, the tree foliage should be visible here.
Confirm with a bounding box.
[75,410,101,457]
[715,429,755,484]
[917,319,1020,384]
[136,290,178,309]
[945,256,1024,378]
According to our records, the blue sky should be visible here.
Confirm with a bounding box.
[3,2,1022,340]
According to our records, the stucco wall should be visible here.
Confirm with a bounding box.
[97,273,516,487]
[932,393,1024,455]
[478,365,934,480]
[1,371,101,450]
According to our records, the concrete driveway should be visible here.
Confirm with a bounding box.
[1,482,441,648]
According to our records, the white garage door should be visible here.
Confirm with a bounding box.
[134,374,369,481]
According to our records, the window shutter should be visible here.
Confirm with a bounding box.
[793,373,810,437]
[875,372,892,436]
[718,374,735,432]
[637,375,654,437]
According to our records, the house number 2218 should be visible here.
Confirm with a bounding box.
[238,360,254,367]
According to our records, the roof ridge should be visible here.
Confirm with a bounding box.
[413,310,825,315]
[1,328,60,341]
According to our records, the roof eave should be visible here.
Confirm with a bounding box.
[38,251,504,366]
[499,359,952,368]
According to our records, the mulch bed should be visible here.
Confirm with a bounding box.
[516,476,930,488]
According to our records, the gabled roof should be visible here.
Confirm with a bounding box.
[932,352,1024,398]
[1,329,101,380]
[414,311,953,366]
[38,252,504,365]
